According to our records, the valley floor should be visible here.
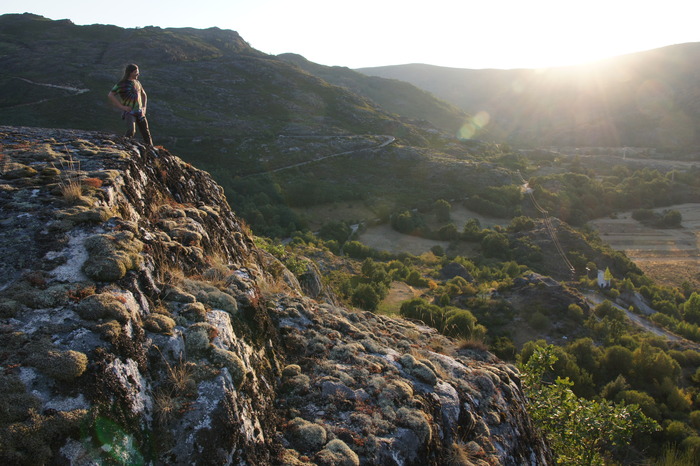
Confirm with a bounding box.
[589,203,700,289]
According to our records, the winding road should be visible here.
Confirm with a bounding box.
[583,291,699,348]
[243,135,395,178]
[8,77,90,109]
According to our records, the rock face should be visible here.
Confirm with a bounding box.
[0,126,552,465]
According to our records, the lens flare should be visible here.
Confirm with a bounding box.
[458,111,490,139]
[636,79,673,116]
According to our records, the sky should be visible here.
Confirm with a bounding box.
[3,0,699,69]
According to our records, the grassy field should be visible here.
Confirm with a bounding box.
[376,282,422,316]
[357,205,509,255]
[590,203,700,289]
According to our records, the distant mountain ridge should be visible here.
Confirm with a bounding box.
[358,43,700,149]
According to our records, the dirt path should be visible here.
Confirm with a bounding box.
[243,135,395,178]
[583,292,684,341]
[7,77,90,109]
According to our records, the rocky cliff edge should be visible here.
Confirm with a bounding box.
[0,126,552,465]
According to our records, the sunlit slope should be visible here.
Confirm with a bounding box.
[358,43,700,148]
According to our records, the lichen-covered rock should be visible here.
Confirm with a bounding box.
[184,322,215,355]
[0,127,552,466]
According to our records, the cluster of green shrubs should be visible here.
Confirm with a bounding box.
[399,298,486,341]
[632,208,683,228]
[331,258,424,312]
[521,305,700,461]
[529,166,698,226]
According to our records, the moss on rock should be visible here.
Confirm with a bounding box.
[2,164,37,179]
[397,407,432,446]
[0,298,22,318]
[1,409,88,465]
[286,417,327,452]
[185,322,215,355]
[315,439,360,466]
[0,374,42,425]
[282,364,302,378]
[210,347,246,388]
[144,314,176,335]
[96,320,122,341]
[180,302,207,322]
[163,285,196,303]
[76,293,131,323]
[399,354,438,386]
[82,231,144,282]
[57,205,112,226]
[30,349,89,381]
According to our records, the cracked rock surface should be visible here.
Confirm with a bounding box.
[0,126,551,465]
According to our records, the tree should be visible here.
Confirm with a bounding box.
[437,224,458,241]
[600,345,634,383]
[566,338,601,375]
[481,231,510,260]
[660,209,682,228]
[631,342,681,388]
[683,292,700,325]
[462,218,483,241]
[399,298,442,328]
[443,308,481,339]
[318,221,352,244]
[351,284,380,311]
[508,216,535,232]
[434,199,451,222]
[520,345,658,465]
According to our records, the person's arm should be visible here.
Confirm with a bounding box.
[140,87,148,115]
[108,91,130,112]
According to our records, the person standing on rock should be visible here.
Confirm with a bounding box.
[108,64,153,147]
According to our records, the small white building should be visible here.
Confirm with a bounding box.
[597,268,612,288]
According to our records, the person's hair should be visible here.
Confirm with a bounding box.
[120,64,139,82]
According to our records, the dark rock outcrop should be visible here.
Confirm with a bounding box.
[0,126,552,465]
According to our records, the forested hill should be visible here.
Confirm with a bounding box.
[358,43,700,149]
[0,13,512,238]
[0,13,462,151]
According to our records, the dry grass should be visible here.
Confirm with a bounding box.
[153,389,181,426]
[60,179,83,202]
[202,250,233,284]
[154,347,195,395]
[163,354,194,394]
[0,152,10,174]
[457,337,489,353]
[445,442,479,465]
[589,203,700,289]
[258,274,294,297]
[54,150,84,203]
[238,218,253,237]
